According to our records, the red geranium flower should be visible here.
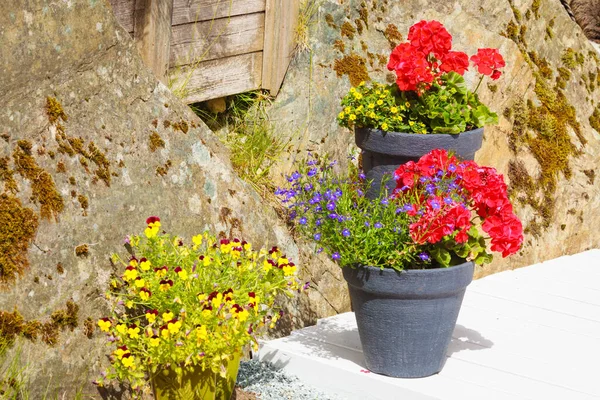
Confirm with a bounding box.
[470,48,505,77]
[408,20,452,58]
[387,43,434,91]
[439,51,469,75]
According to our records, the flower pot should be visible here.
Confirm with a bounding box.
[342,262,474,378]
[152,352,241,400]
[355,127,484,199]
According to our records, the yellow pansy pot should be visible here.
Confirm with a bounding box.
[151,352,241,400]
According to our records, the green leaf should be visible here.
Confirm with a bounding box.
[474,252,493,265]
[431,248,452,267]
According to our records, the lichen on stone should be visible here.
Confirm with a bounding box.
[333,39,345,53]
[75,244,89,257]
[325,13,336,29]
[45,97,68,125]
[333,53,370,86]
[340,21,356,40]
[0,157,18,194]
[383,24,403,49]
[590,106,600,133]
[156,160,172,177]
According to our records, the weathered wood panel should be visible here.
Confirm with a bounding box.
[169,52,262,104]
[109,0,135,33]
[262,0,299,95]
[172,0,265,25]
[134,0,174,84]
[170,13,264,67]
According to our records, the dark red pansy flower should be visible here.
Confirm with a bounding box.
[146,216,160,225]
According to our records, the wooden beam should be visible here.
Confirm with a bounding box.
[134,0,175,84]
[170,13,265,67]
[109,0,135,33]
[169,52,262,104]
[171,0,265,26]
[262,0,299,95]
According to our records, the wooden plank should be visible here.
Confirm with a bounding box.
[170,13,264,67]
[109,0,136,33]
[134,0,175,84]
[172,0,265,25]
[169,51,262,104]
[262,0,300,95]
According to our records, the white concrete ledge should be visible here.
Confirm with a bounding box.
[258,250,600,400]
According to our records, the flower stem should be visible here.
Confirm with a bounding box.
[473,75,485,94]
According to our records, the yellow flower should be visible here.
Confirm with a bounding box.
[283,264,297,276]
[201,309,212,318]
[377,100,383,105]
[369,112,376,119]
[161,328,170,339]
[139,288,151,301]
[167,320,182,334]
[405,102,411,108]
[114,347,127,359]
[128,326,140,339]
[263,259,273,272]
[146,311,157,323]
[344,106,351,114]
[349,114,357,121]
[359,81,365,86]
[338,111,345,119]
[243,241,252,251]
[235,309,249,322]
[123,267,138,282]
[196,325,208,341]
[155,267,167,278]
[129,259,138,267]
[134,278,145,288]
[126,300,134,309]
[116,324,127,335]
[162,311,174,322]
[149,336,160,347]
[277,257,289,267]
[384,89,390,95]
[381,123,389,131]
[211,293,224,309]
[140,259,151,271]
[192,234,203,247]
[354,93,363,100]
[350,87,356,93]
[391,107,398,114]
[368,103,375,109]
[97,319,111,332]
[121,355,135,369]
[175,267,188,280]
[144,225,159,238]
[356,105,364,111]
[409,121,415,126]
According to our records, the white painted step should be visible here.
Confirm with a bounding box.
[258,250,600,400]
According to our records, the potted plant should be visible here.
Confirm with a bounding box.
[95,217,305,399]
[276,150,522,377]
[337,20,505,198]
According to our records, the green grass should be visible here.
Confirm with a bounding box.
[191,91,291,198]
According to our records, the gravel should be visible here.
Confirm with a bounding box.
[237,359,346,400]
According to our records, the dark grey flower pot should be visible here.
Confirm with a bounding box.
[342,262,474,378]
[355,127,484,199]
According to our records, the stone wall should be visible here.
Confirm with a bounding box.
[0,0,347,396]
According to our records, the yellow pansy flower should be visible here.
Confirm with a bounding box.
[149,336,160,347]
[97,318,111,332]
[140,259,151,271]
[121,355,135,369]
[146,310,157,323]
[127,326,140,339]
[162,311,174,322]
[116,324,127,335]
[283,264,297,276]
[196,325,208,341]
[123,267,138,282]
[134,278,145,288]
[167,320,182,334]
[192,234,203,247]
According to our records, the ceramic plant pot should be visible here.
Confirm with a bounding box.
[355,127,484,198]
[343,262,474,378]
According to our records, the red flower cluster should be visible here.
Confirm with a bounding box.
[387,21,505,91]
[393,149,523,258]
[470,48,505,80]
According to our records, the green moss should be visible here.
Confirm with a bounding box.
[325,13,336,29]
[156,160,172,177]
[525,9,532,19]
[12,141,64,221]
[504,20,519,43]
[0,300,78,349]
[561,48,584,68]
[383,24,403,49]
[0,195,39,284]
[56,263,64,274]
[333,53,370,86]
[45,97,67,125]
[487,84,498,93]
[590,106,600,133]
[171,120,189,134]
[69,176,76,185]
[531,0,541,18]
[358,1,369,29]
[149,132,165,152]
[77,194,88,215]
[0,157,18,194]
[354,18,364,35]
[511,4,522,23]
[75,244,89,257]
[341,21,356,40]
[83,317,94,339]
[545,26,553,40]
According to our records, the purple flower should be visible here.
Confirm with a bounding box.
[316,219,322,226]
[419,252,430,261]
[307,159,317,166]
[374,222,383,229]
[316,247,323,254]
[444,197,453,205]
[381,198,389,206]
[403,204,413,212]
[315,205,323,212]
[304,183,313,191]
[342,228,351,237]
[337,215,344,222]
[358,172,366,180]
[396,208,402,214]
[448,164,456,172]
[123,236,131,245]
[299,217,308,225]
[431,200,440,210]
[364,221,370,227]
[328,213,338,219]
[314,233,321,241]
[292,171,301,180]
[357,189,364,197]
[275,187,285,195]
[419,177,428,183]
[307,168,318,177]
[426,184,436,194]
[332,252,341,260]
[327,201,336,211]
